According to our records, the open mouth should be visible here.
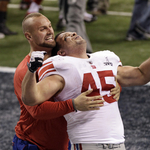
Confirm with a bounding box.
[75,36,80,40]
[46,35,54,41]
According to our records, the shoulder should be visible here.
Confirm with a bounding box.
[14,55,29,79]
[91,50,120,60]
[43,55,63,63]
[89,50,121,66]
[39,55,63,73]
[92,50,117,57]
[38,55,73,81]
[43,55,74,70]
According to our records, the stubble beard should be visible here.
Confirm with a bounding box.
[39,41,56,48]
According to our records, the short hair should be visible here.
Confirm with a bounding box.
[22,13,43,33]
[51,31,65,56]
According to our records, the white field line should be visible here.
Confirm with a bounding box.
[107,11,132,17]
[8,4,59,11]
[8,4,132,16]
[0,66,16,73]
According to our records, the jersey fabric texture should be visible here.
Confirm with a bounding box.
[38,50,124,145]
[13,55,74,150]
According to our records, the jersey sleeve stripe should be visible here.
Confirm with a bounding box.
[38,61,56,81]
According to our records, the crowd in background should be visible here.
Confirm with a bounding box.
[1,0,150,44]
[0,0,109,47]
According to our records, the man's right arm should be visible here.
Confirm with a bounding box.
[22,69,64,106]
[117,57,150,86]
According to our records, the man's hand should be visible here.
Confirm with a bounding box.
[73,89,104,111]
[110,79,121,101]
[27,51,46,73]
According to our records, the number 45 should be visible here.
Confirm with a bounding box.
[81,70,116,103]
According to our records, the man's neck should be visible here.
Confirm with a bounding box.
[69,46,88,59]
[44,53,51,60]
[69,53,89,59]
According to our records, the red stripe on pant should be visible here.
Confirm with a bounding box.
[79,144,82,150]
[74,144,82,150]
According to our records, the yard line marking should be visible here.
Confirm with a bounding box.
[0,66,16,73]
[8,4,19,9]
[42,6,59,11]
[107,11,132,17]
[8,4,59,11]
[8,4,132,16]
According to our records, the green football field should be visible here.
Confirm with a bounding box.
[0,0,150,67]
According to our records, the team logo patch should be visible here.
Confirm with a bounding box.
[104,57,113,66]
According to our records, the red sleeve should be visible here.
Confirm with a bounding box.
[24,99,74,120]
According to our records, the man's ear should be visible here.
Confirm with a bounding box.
[57,50,66,56]
[25,32,32,41]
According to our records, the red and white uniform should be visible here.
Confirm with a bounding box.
[38,50,124,144]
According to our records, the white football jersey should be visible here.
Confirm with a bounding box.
[38,50,124,144]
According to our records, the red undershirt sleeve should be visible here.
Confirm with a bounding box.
[24,99,74,120]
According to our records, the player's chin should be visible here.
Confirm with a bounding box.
[51,41,56,47]
[44,42,56,48]
[77,39,86,45]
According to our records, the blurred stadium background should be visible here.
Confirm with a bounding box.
[0,0,150,150]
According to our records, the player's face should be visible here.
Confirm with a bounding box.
[56,32,86,50]
[30,16,56,50]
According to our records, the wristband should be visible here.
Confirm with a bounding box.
[72,99,77,112]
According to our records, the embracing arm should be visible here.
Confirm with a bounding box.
[117,58,150,87]
[22,70,64,106]
[25,89,106,120]
[22,70,105,108]
[22,70,104,118]
[21,51,63,106]
[24,99,74,120]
